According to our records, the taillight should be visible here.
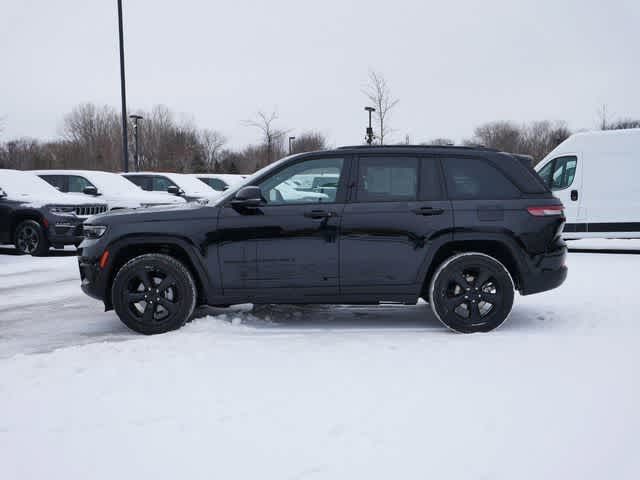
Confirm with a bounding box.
[527,205,564,216]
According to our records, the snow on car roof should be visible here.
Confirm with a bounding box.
[33,169,147,194]
[1,169,67,200]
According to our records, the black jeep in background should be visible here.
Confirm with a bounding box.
[78,145,567,334]
[0,169,107,255]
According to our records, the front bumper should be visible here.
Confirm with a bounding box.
[78,254,107,302]
[46,219,85,246]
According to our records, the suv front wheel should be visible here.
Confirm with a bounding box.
[15,219,50,256]
[112,253,197,334]
[429,252,515,333]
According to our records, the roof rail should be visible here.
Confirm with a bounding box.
[336,144,498,151]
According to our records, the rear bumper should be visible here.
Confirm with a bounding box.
[520,265,567,295]
[520,243,568,295]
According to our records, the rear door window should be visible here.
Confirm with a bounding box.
[443,158,520,200]
[124,175,151,191]
[356,157,418,202]
[39,175,67,192]
[200,178,228,191]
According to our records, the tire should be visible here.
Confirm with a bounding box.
[14,220,50,256]
[428,252,515,333]
[112,253,197,335]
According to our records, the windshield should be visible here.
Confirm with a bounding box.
[0,170,62,198]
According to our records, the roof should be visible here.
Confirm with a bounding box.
[541,128,640,162]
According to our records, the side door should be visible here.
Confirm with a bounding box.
[537,155,582,227]
[216,156,348,300]
[339,156,453,296]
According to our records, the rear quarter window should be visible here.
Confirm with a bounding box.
[443,158,521,200]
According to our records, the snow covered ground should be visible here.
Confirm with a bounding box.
[1,244,639,479]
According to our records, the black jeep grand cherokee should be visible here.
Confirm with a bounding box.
[79,145,567,334]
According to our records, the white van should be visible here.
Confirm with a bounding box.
[535,129,640,239]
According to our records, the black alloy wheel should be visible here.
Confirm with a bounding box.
[429,253,514,333]
[112,253,197,334]
[14,220,49,256]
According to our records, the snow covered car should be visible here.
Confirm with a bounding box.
[33,170,186,210]
[121,172,221,203]
[0,169,107,255]
[79,145,567,335]
[193,174,247,192]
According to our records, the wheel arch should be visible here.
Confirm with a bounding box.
[103,236,210,310]
[11,209,46,242]
[420,236,525,297]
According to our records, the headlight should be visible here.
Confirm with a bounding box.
[83,225,107,239]
[49,206,77,215]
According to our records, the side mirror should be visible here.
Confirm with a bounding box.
[83,186,99,196]
[231,186,263,208]
[0,187,7,198]
[167,185,182,195]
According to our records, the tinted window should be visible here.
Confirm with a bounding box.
[200,177,228,191]
[257,157,344,205]
[537,161,554,188]
[152,176,177,192]
[68,176,94,193]
[443,158,520,199]
[39,175,66,192]
[420,158,443,201]
[550,156,577,190]
[124,175,151,191]
[357,157,418,202]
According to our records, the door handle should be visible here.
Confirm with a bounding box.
[304,209,333,219]
[571,190,578,201]
[412,207,444,216]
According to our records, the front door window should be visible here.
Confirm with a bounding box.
[256,158,344,205]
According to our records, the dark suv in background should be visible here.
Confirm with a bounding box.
[78,145,567,334]
[0,169,107,255]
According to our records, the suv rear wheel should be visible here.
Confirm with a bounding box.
[15,220,50,256]
[112,253,197,334]
[429,252,514,333]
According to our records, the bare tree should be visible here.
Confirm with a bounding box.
[598,104,609,130]
[363,70,399,145]
[425,138,455,146]
[291,131,328,154]
[467,120,571,163]
[604,118,640,130]
[243,110,287,168]
[199,129,227,171]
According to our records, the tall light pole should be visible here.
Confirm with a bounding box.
[130,114,143,171]
[364,106,376,145]
[289,136,296,155]
[117,0,129,172]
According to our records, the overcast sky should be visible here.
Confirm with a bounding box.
[1,0,638,148]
